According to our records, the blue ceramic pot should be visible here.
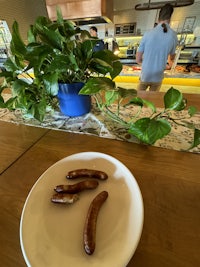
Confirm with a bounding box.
[57,82,91,116]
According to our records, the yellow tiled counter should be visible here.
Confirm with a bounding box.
[113,68,200,94]
[114,75,200,86]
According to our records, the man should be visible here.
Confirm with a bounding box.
[89,26,105,52]
[136,4,178,91]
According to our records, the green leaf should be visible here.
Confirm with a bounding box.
[116,87,137,98]
[34,16,52,29]
[34,24,63,50]
[55,8,76,37]
[25,43,53,72]
[27,25,36,43]
[0,84,6,94]
[110,60,123,79]
[30,99,47,122]
[89,58,112,75]
[10,21,26,57]
[58,20,77,38]
[48,54,71,71]
[90,50,122,78]
[164,87,186,111]
[80,39,94,60]
[80,30,92,41]
[142,99,156,112]
[3,96,17,109]
[3,57,24,73]
[43,73,59,96]
[128,117,171,144]
[189,128,200,149]
[127,97,144,107]
[105,90,119,105]
[56,6,64,24]
[127,97,156,112]
[0,69,14,79]
[0,95,5,107]
[188,106,197,116]
[12,79,28,95]
[79,77,115,95]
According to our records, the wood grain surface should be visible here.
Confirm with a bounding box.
[0,121,49,174]
[0,92,199,267]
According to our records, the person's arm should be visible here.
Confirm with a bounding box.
[166,53,176,70]
[166,33,178,70]
[136,51,143,65]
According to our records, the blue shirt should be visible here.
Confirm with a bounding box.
[138,23,178,82]
[93,39,105,52]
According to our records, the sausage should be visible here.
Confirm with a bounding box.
[54,180,99,193]
[66,169,108,180]
[83,191,108,255]
[51,193,79,204]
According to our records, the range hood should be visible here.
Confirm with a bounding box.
[45,0,113,25]
[135,0,194,10]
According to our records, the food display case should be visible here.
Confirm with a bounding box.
[106,33,199,65]
[106,32,200,87]
[178,45,200,64]
[112,36,142,64]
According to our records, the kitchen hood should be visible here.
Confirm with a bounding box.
[45,0,113,25]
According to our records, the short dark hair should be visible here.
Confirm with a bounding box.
[90,26,98,33]
[159,4,174,21]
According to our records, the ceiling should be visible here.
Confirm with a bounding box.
[113,0,197,11]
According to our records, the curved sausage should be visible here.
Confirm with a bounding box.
[83,191,108,255]
[66,169,108,180]
[51,193,79,204]
[54,180,99,193]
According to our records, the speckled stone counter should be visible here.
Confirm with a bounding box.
[0,103,199,154]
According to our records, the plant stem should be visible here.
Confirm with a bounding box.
[103,106,129,128]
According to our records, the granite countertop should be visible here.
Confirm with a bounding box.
[0,102,199,154]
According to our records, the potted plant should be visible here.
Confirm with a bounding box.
[0,8,123,121]
[0,10,199,149]
[79,85,200,150]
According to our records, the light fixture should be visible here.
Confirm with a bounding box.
[135,0,194,10]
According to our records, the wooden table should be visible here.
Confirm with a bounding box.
[137,91,200,108]
[0,121,49,174]
[0,92,199,267]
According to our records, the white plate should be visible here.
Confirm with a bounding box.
[20,152,144,267]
